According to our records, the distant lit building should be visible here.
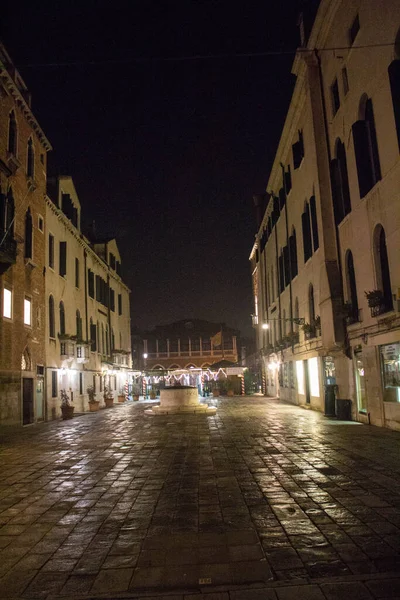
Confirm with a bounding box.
[142,319,239,371]
[0,43,51,425]
[45,176,132,418]
[250,0,400,429]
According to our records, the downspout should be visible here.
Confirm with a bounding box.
[281,164,293,337]
[84,250,89,342]
[274,218,282,341]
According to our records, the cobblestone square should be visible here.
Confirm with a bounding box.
[0,397,400,599]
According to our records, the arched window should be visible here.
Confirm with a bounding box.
[345,251,359,322]
[59,301,65,335]
[76,310,82,339]
[49,296,55,338]
[331,139,351,224]
[8,111,17,155]
[374,225,393,312]
[27,138,34,179]
[24,208,33,259]
[352,95,381,198]
[388,28,400,150]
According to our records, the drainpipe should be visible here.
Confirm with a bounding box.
[281,164,294,336]
[84,250,89,342]
[274,220,282,341]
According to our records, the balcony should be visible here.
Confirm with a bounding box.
[365,290,393,318]
[0,236,17,275]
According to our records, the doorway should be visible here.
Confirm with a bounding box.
[355,352,367,412]
[36,378,44,421]
[304,360,311,404]
[23,378,34,425]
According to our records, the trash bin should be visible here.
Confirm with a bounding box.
[324,384,336,417]
[335,399,352,421]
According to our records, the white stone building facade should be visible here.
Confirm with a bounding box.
[251,0,400,429]
[45,176,132,418]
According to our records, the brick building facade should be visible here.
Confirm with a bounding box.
[0,43,51,425]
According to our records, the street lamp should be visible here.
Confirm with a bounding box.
[262,323,269,329]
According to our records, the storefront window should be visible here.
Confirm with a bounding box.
[380,343,400,403]
[289,361,295,388]
[296,361,304,395]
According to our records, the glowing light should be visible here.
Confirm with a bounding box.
[296,361,305,395]
[309,357,320,397]
[24,297,31,325]
[262,323,269,330]
[3,288,12,319]
[143,353,148,359]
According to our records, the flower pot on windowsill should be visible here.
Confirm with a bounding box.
[89,401,100,412]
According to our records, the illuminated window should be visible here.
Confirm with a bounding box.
[24,297,31,326]
[3,288,12,319]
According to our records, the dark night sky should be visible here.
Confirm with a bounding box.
[2,1,302,337]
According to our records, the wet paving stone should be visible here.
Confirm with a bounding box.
[1,397,400,597]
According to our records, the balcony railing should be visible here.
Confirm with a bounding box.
[0,235,17,275]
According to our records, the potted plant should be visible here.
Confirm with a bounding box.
[314,315,321,333]
[132,384,140,401]
[117,388,126,403]
[226,378,235,397]
[60,389,74,420]
[103,385,114,408]
[365,289,383,308]
[87,386,100,412]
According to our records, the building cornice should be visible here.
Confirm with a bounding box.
[0,63,52,152]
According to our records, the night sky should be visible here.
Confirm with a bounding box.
[2,1,302,338]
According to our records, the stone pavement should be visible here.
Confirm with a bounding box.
[0,397,400,599]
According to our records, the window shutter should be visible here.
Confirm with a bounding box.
[388,60,400,151]
[59,241,67,276]
[337,143,352,218]
[330,159,343,224]
[365,98,381,184]
[90,323,97,351]
[289,233,298,278]
[283,245,290,287]
[278,254,284,294]
[279,187,285,210]
[285,166,292,194]
[292,141,302,169]
[118,294,122,316]
[310,196,319,252]
[352,120,373,198]
[301,208,312,263]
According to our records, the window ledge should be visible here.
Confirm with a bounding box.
[24,258,37,269]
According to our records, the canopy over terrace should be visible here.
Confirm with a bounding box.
[142,365,230,392]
